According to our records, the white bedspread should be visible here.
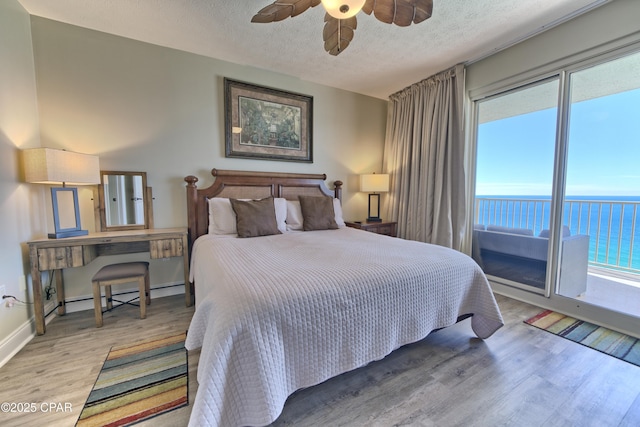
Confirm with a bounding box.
[186,228,503,427]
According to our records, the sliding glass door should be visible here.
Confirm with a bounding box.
[473,79,559,294]
[472,47,640,323]
[558,51,640,316]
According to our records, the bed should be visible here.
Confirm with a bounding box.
[183,169,503,427]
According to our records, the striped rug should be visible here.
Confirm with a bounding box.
[76,332,188,426]
[525,310,640,368]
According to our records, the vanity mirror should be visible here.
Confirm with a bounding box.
[95,171,153,231]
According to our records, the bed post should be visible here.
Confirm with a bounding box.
[184,175,199,255]
[334,180,343,201]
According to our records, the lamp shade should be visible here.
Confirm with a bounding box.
[321,0,366,19]
[360,173,389,193]
[23,148,100,185]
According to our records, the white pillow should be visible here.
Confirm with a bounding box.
[285,198,345,230]
[333,198,346,228]
[273,198,287,233]
[208,198,237,235]
[208,197,287,234]
[285,200,304,231]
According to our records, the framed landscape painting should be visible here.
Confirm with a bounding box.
[224,78,313,162]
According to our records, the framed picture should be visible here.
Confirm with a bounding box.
[224,78,313,162]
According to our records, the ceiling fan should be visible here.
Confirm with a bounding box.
[251,0,434,56]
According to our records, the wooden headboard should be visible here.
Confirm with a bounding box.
[184,168,343,250]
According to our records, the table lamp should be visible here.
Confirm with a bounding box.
[360,173,389,222]
[23,148,100,238]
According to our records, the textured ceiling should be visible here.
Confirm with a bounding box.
[18,0,609,100]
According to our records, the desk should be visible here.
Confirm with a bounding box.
[28,228,190,335]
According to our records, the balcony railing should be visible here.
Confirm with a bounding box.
[474,197,640,275]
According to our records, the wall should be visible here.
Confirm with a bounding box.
[466,0,640,92]
[0,0,50,365]
[28,18,388,301]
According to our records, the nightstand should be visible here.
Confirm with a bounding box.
[345,220,397,237]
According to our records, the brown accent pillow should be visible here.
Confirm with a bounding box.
[298,196,338,231]
[229,197,281,238]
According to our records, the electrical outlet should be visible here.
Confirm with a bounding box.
[1,286,16,309]
[19,275,26,293]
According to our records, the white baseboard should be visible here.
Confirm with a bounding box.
[0,284,185,368]
[0,300,57,369]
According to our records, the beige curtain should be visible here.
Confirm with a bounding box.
[382,64,466,250]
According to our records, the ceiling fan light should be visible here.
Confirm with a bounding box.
[321,0,366,19]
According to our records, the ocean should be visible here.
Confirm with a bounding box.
[475,195,640,272]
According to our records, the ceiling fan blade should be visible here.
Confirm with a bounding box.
[251,0,322,23]
[362,0,433,26]
[411,0,433,24]
[323,14,357,56]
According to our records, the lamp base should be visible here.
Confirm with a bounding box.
[367,193,383,224]
[48,229,89,239]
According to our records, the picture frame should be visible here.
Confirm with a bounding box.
[224,78,313,163]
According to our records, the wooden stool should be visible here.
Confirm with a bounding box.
[92,262,150,327]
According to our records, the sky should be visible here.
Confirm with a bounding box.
[476,86,640,198]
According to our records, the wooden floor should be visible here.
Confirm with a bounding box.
[1,294,639,426]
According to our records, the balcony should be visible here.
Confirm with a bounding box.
[474,197,640,317]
